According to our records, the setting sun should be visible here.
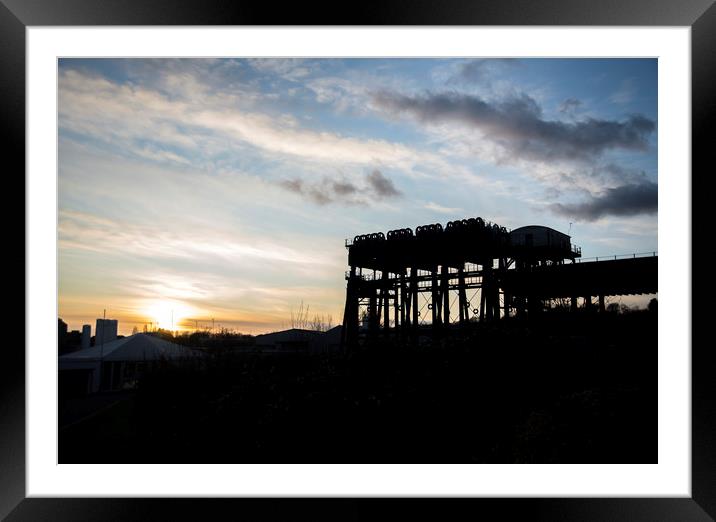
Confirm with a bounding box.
[142,300,195,331]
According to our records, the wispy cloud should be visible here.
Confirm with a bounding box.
[558,97,582,116]
[447,58,521,86]
[59,68,451,180]
[609,77,637,105]
[424,201,463,214]
[247,58,317,81]
[58,209,333,267]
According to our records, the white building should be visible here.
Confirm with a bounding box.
[59,333,203,396]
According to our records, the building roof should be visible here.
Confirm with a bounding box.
[59,333,202,363]
[324,325,343,344]
[255,328,324,338]
[254,328,324,344]
[510,225,570,238]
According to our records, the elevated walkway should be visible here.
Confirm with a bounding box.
[502,254,657,298]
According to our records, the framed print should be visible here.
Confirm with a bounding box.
[5,0,714,520]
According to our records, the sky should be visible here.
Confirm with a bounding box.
[58,58,658,335]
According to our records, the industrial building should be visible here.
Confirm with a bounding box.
[341,217,656,346]
[509,225,576,265]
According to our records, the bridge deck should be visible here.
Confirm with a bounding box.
[502,255,657,298]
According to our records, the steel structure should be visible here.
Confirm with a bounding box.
[341,218,656,347]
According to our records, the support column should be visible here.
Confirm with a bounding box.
[431,267,439,328]
[383,270,390,334]
[484,260,494,321]
[411,267,419,335]
[341,266,359,349]
[458,267,467,325]
[394,289,399,334]
[376,288,382,326]
[527,294,538,318]
[480,260,491,322]
[405,274,412,328]
[442,265,450,328]
[400,272,407,333]
[599,294,605,313]
[518,296,527,318]
[369,290,378,337]
[585,295,593,312]
[500,258,509,320]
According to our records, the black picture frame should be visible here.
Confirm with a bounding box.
[4,1,713,520]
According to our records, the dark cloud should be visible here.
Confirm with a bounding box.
[549,181,658,221]
[279,178,331,205]
[279,169,401,205]
[371,90,655,163]
[366,169,401,198]
[331,180,358,196]
[556,163,650,192]
[280,178,304,193]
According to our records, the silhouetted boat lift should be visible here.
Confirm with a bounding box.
[341,218,657,347]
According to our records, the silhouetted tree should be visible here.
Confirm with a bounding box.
[290,301,334,331]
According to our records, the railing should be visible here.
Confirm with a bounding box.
[574,251,657,263]
[345,271,401,281]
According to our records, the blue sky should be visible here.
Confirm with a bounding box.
[58,58,657,334]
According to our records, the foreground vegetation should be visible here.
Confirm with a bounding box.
[60,309,656,463]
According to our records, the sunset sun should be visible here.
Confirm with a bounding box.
[143,300,194,331]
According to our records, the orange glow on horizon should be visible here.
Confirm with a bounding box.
[141,300,196,331]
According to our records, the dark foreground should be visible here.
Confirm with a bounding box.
[59,310,656,463]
